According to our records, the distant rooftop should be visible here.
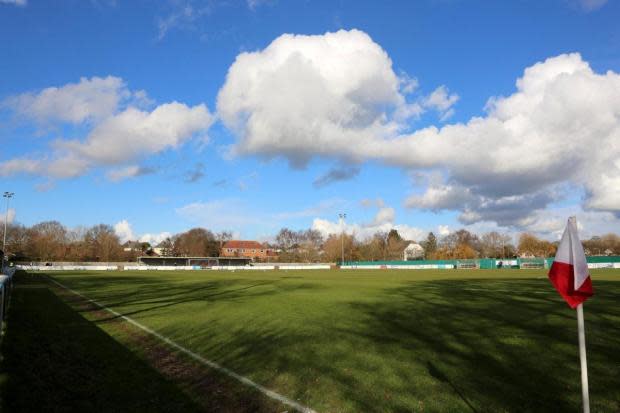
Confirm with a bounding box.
[222,240,266,249]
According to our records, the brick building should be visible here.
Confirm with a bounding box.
[220,240,277,261]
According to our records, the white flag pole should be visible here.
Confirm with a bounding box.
[576,303,590,413]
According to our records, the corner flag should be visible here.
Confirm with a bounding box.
[548,216,593,413]
[548,216,594,308]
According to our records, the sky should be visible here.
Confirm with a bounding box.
[1,0,620,245]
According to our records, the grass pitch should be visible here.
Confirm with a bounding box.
[4,268,620,412]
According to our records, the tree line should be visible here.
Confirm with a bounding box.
[2,220,620,262]
[1,221,234,262]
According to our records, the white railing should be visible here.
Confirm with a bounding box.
[1,265,16,335]
[16,263,333,271]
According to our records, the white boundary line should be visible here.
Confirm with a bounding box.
[47,276,318,413]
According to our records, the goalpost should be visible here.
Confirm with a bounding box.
[518,257,547,269]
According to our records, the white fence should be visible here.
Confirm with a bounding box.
[1,266,16,335]
[17,265,119,271]
[16,264,332,271]
[342,264,455,270]
[15,262,620,272]
[342,261,620,270]
[588,262,620,269]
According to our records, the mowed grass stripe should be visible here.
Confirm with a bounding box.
[45,269,620,412]
[46,275,318,413]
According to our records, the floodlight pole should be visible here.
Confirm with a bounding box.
[2,192,14,272]
[339,213,346,266]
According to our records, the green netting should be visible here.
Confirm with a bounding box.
[456,259,479,269]
[343,256,620,269]
[586,255,620,263]
[343,260,457,266]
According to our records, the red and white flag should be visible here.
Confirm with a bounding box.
[548,217,594,308]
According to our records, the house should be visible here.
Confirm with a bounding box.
[403,242,424,261]
[122,241,141,252]
[220,240,277,261]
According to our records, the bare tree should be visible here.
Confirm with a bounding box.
[517,233,556,257]
[27,221,68,261]
[85,224,122,262]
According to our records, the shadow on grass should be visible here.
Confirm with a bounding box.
[334,278,620,412]
[0,273,283,413]
[23,272,619,412]
[188,278,620,413]
[49,273,320,324]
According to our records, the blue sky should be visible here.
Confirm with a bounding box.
[1,0,620,244]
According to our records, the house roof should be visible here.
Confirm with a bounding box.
[222,240,265,249]
[404,242,424,251]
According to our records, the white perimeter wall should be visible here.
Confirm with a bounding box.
[16,263,620,271]
[17,264,332,271]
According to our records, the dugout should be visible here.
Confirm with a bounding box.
[138,256,251,267]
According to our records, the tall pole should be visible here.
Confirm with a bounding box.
[577,303,590,413]
[339,213,346,265]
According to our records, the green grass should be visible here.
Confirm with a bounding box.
[9,269,620,412]
[0,273,203,413]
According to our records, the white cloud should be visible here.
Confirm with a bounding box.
[399,72,419,94]
[576,0,607,11]
[176,199,262,232]
[57,102,212,165]
[139,232,172,245]
[157,4,196,40]
[0,158,43,177]
[373,206,395,225]
[219,37,620,228]
[0,208,16,224]
[156,2,216,40]
[311,200,425,241]
[3,76,145,125]
[423,85,459,120]
[114,220,135,243]
[393,53,620,225]
[46,155,91,179]
[217,29,422,167]
[437,225,450,236]
[516,207,619,240]
[0,0,26,6]
[274,199,345,220]
[106,165,157,182]
[114,219,171,246]
[405,184,474,211]
[311,217,425,242]
[1,76,214,180]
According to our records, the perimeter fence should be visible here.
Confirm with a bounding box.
[1,261,16,337]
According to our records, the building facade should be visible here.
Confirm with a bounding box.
[220,240,276,261]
